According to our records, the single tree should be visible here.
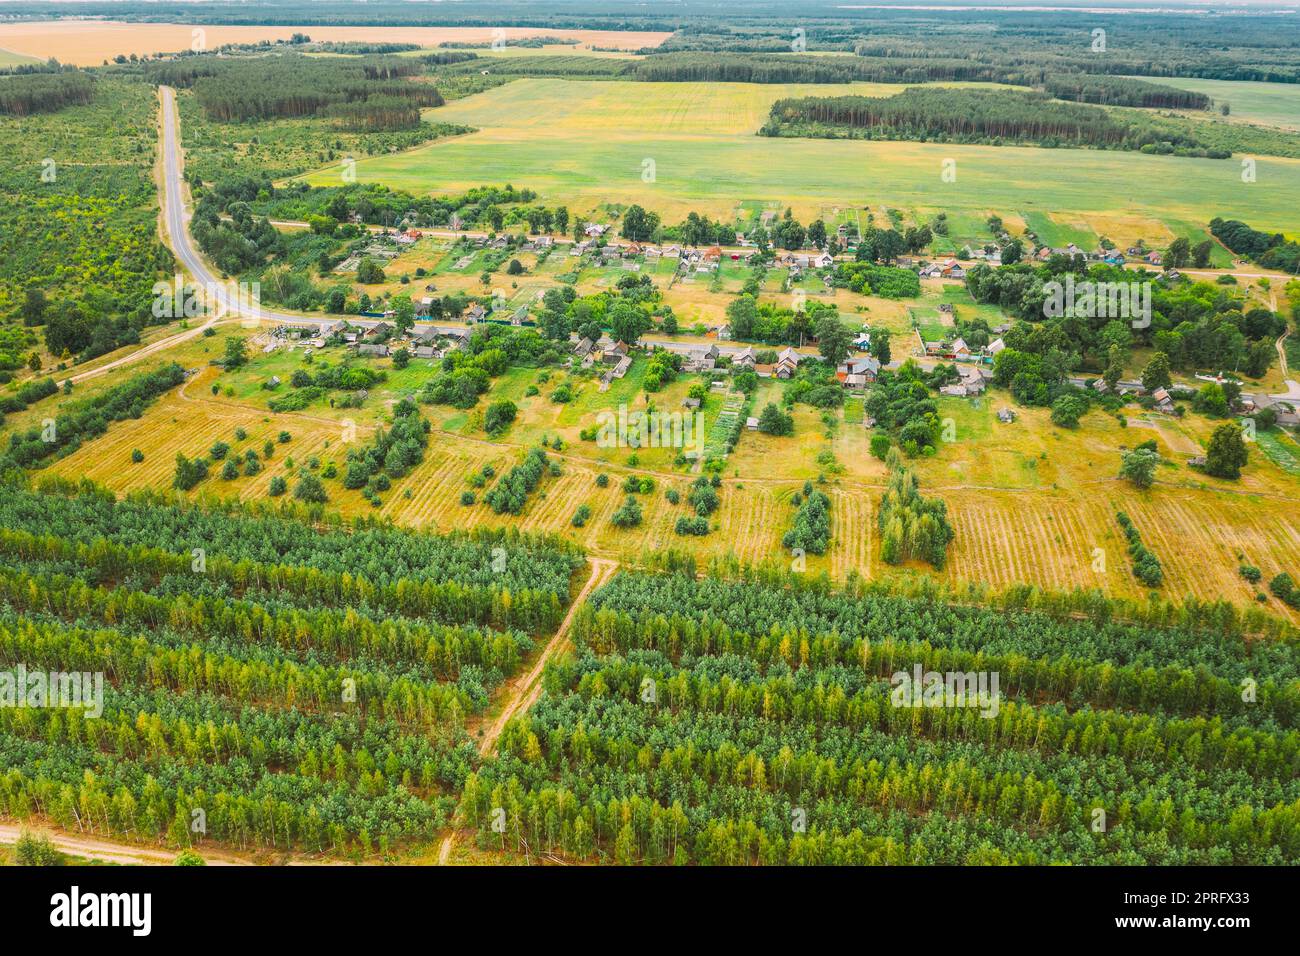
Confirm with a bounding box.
[1140,351,1172,392]
[1204,422,1248,479]
[1119,447,1160,489]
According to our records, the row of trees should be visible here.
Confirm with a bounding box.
[878,454,954,569]
[569,601,1297,729]
[782,482,830,556]
[0,363,185,473]
[484,448,551,515]
[768,88,1131,145]
[1041,74,1209,110]
[152,54,442,129]
[453,623,1299,863]
[450,558,1300,863]
[582,570,1298,686]
[0,479,580,596]
[1211,217,1300,273]
[0,562,531,679]
[0,71,95,116]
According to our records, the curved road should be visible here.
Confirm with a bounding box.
[158,86,327,330]
[67,87,232,384]
[77,86,1297,395]
[71,87,377,385]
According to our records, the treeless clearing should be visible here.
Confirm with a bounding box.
[0,20,671,66]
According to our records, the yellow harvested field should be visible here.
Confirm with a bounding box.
[0,20,670,66]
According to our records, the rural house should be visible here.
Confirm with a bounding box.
[775,347,802,379]
[685,343,720,372]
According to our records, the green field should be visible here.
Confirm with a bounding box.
[302,78,1300,235]
[1021,211,1098,249]
[1132,76,1300,131]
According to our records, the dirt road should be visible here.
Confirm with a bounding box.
[0,823,245,866]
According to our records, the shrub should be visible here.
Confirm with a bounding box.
[14,831,63,866]
[757,402,794,436]
[294,473,328,503]
[1269,572,1300,609]
[610,495,643,528]
[173,454,209,491]
[484,400,518,435]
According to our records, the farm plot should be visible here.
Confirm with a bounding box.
[304,78,1300,233]
[1021,211,1097,249]
[0,484,582,858]
[455,568,1300,865]
[936,485,1300,619]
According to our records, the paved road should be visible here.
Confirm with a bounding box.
[160,86,316,327]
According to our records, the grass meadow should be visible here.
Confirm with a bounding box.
[1132,76,1300,131]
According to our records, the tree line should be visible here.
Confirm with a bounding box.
[148,55,442,129]
[1042,74,1209,110]
[763,88,1217,154]
[0,71,95,116]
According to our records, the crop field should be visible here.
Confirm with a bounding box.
[457,567,1300,864]
[0,47,39,67]
[1021,211,1098,250]
[31,332,1300,624]
[0,20,671,66]
[304,78,1300,236]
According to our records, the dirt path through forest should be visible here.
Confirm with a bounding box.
[436,557,617,864]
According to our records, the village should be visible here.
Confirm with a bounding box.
[261,212,1297,451]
